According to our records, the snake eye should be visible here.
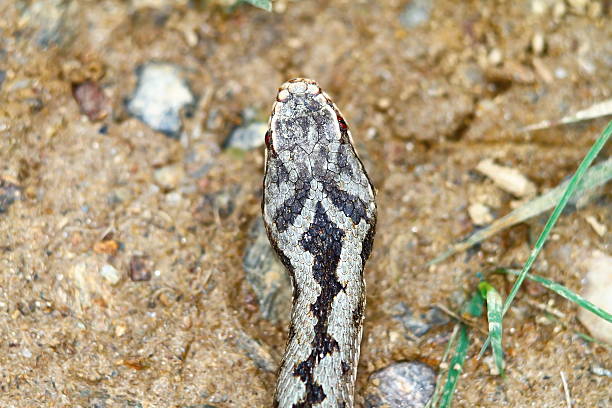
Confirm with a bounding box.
[337,115,348,131]
[264,129,276,155]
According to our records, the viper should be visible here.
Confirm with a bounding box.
[262,78,377,408]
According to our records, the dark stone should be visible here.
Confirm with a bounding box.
[128,255,153,282]
[72,81,110,121]
[0,179,21,214]
[224,122,267,150]
[242,216,291,323]
[392,303,450,337]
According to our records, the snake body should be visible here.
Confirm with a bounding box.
[262,78,377,408]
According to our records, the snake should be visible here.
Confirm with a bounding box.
[262,78,377,408]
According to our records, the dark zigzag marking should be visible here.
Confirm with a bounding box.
[321,173,368,225]
[292,201,345,408]
[274,177,311,233]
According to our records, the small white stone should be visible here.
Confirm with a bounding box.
[154,164,185,190]
[488,48,503,66]
[476,159,537,198]
[115,323,127,337]
[584,215,607,237]
[578,251,612,344]
[468,203,494,225]
[165,191,182,206]
[555,67,568,79]
[532,32,546,55]
[100,264,121,285]
[21,348,32,358]
[126,63,194,137]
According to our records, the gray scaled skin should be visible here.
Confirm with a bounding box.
[262,78,377,408]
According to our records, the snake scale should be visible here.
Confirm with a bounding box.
[262,78,377,408]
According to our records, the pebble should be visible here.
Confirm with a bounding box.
[242,217,291,323]
[129,255,153,282]
[100,264,121,285]
[0,71,5,90]
[224,122,267,150]
[93,239,119,255]
[392,303,450,337]
[0,179,21,214]
[487,48,503,66]
[19,0,73,47]
[126,63,195,138]
[584,215,606,237]
[476,159,536,198]
[73,81,111,122]
[578,251,612,344]
[399,0,432,29]
[531,32,546,55]
[468,203,494,225]
[591,365,612,377]
[114,323,127,337]
[377,98,392,111]
[154,164,185,190]
[233,330,276,372]
[364,361,437,408]
[554,67,568,79]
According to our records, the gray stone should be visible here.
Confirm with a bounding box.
[392,303,450,337]
[153,164,185,190]
[0,71,5,90]
[233,330,277,372]
[224,122,267,150]
[0,179,21,214]
[18,0,75,47]
[365,361,436,408]
[127,63,195,138]
[591,365,612,377]
[399,0,432,29]
[243,216,291,323]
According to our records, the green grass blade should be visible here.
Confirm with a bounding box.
[425,324,460,408]
[462,290,485,318]
[439,324,470,408]
[428,156,612,265]
[428,291,484,408]
[496,268,612,323]
[239,0,272,11]
[479,282,504,376]
[479,120,612,357]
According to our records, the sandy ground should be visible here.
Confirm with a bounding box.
[0,0,610,407]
